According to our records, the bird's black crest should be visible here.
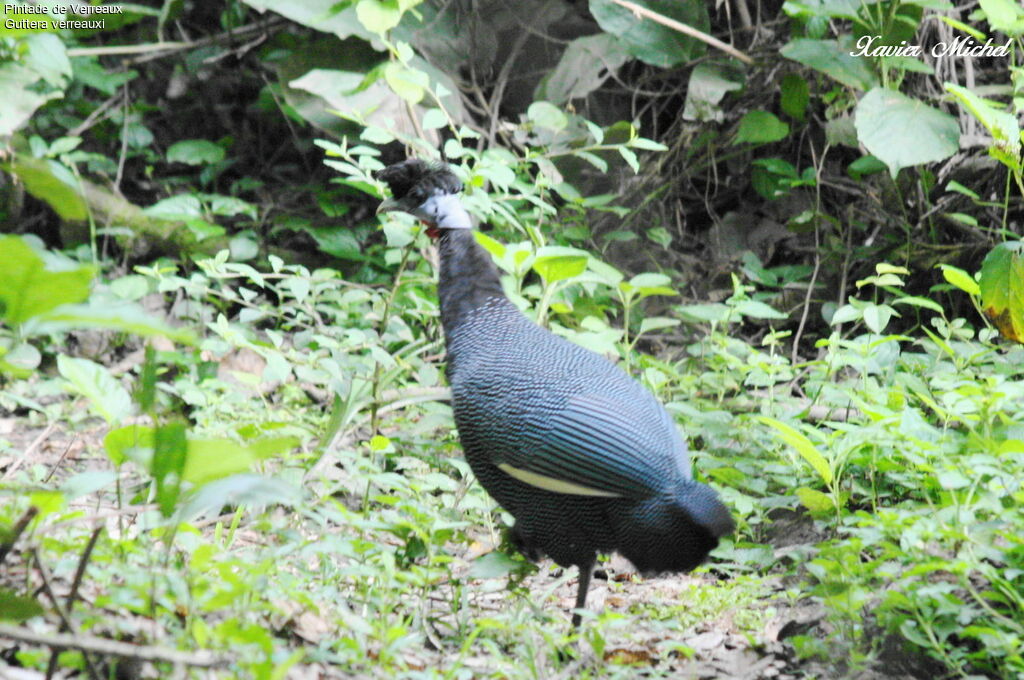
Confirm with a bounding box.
[374,159,462,203]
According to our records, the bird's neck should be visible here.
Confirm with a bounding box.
[437,229,507,335]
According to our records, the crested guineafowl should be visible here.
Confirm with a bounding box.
[376,159,734,625]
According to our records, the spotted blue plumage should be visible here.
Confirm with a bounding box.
[376,159,734,625]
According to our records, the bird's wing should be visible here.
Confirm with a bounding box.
[496,392,683,499]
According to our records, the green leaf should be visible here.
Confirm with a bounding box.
[0,590,44,622]
[938,263,980,296]
[35,302,196,345]
[469,551,523,579]
[978,0,1024,35]
[862,303,895,334]
[759,416,833,485]
[533,255,588,283]
[639,316,681,334]
[383,62,429,104]
[6,155,87,221]
[780,72,809,121]
[104,424,155,467]
[854,88,960,178]
[589,0,708,67]
[979,241,1024,343]
[781,38,878,90]
[183,439,258,486]
[795,487,834,514]
[0,63,60,135]
[944,83,1021,160]
[57,355,133,425]
[167,139,225,165]
[526,101,568,131]
[734,300,787,320]
[734,111,790,144]
[153,421,187,516]
[474,231,507,261]
[355,0,402,34]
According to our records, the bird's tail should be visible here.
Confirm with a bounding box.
[616,480,733,574]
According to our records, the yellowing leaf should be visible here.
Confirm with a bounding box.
[979,241,1024,344]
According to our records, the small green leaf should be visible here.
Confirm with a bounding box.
[734,111,790,144]
[938,263,980,296]
[780,73,809,121]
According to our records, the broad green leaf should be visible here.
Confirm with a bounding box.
[854,88,960,178]
[979,241,1024,344]
[978,0,1024,35]
[57,355,133,425]
[474,231,507,260]
[760,416,833,485]
[862,303,895,334]
[183,439,258,486]
[526,101,568,131]
[22,33,72,87]
[0,590,44,622]
[781,38,878,91]
[938,263,980,296]
[796,487,834,514]
[104,424,155,467]
[876,263,910,275]
[682,63,743,122]
[533,255,588,283]
[6,155,87,220]
[355,0,402,34]
[676,303,730,323]
[639,316,681,334]
[383,62,429,104]
[734,300,787,320]
[167,139,225,165]
[36,302,196,345]
[468,551,523,579]
[589,0,708,67]
[734,111,790,144]
[0,64,60,135]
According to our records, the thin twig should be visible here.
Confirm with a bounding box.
[0,624,229,668]
[610,0,754,65]
[0,506,38,567]
[3,422,57,480]
[67,527,103,614]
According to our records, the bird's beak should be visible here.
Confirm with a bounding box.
[376,198,401,215]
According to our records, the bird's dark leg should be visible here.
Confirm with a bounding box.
[570,561,594,627]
